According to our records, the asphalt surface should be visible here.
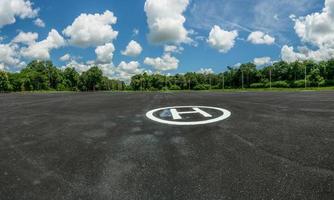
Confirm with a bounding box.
[0,91,334,200]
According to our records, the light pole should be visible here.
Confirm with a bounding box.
[304,66,307,89]
[269,68,272,89]
[222,73,225,90]
[241,70,244,89]
[141,78,143,91]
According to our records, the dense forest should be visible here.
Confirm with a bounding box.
[1,59,334,92]
[0,60,125,92]
[131,60,334,90]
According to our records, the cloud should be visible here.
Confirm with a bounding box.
[293,0,334,48]
[198,68,214,74]
[121,40,142,57]
[188,0,320,44]
[116,61,143,80]
[164,45,184,54]
[97,63,116,78]
[233,63,242,68]
[0,0,38,28]
[133,29,139,36]
[34,18,45,27]
[281,0,334,62]
[281,45,306,63]
[144,0,191,44]
[63,10,118,47]
[95,43,115,64]
[60,54,71,62]
[281,45,334,63]
[247,31,275,45]
[144,53,179,71]
[12,31,38,45]
[21,29,65,60]
[63,60,143,81]
[253,57,272,66]
[207,25,238,53]
[62,59,93,73]
[0,44,21,68]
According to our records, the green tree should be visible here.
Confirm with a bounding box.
[8,73,24,91]
[64,67,79,90]
[308,68,325,87]
[0,71,11,92]
[79,66,103,91]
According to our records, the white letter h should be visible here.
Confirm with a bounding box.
[170,107,212,120]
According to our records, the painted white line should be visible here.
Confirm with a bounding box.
[146,106,231,126]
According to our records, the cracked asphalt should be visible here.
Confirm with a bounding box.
[0,91,333,200]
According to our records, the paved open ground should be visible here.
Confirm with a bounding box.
[0,91,333,200]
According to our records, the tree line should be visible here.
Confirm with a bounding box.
[130,60,334,90]
[0,60,125,92]
[1,59,334,92]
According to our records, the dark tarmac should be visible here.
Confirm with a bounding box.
[0,91,333,200]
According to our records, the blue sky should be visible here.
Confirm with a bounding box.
[0,0,333,80]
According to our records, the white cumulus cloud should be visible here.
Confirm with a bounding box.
[62,59,93,73]
[281,45,306,63]
[0,0,38,28]
[164,45,184,54]
[63,10,118,47]
[144,53,179,71]
[95,43,115,64]
[12,31,38,45]
[253,57,272,66]
[121,40,142,57]
[0,44,21,68]
[60,54,71,62]
[247,31,275,45]
[21,29,65,60]
[34,18,45,27]
[281,45,334,63]
[207,25,238,53]
[294,0,334,48]
[282,0,334,62]
[198,68,214,74]
[117,61,143,80]
[144,0,191,44]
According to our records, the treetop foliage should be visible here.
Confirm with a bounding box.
[0,60,124,92]
[0,59,334,92]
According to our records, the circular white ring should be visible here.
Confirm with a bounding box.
[146,106,231,126]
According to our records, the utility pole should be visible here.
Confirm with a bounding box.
[188,79,191,90]
[241,70,244,89]
[304,66,307,89]
[209,76,212,90]
[141,78,143,91]
[269,68,272,89]
[222,73,225,90]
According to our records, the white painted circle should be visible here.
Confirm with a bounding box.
[146,106,231,126]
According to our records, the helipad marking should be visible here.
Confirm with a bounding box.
[146,106,231,126]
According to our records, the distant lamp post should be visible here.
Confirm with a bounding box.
[241,70,244,89]
[269,68,272,89]
[140,78,143,91]
[165,75,167,90]
[222,73,225,90]
[304,66,307,88]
